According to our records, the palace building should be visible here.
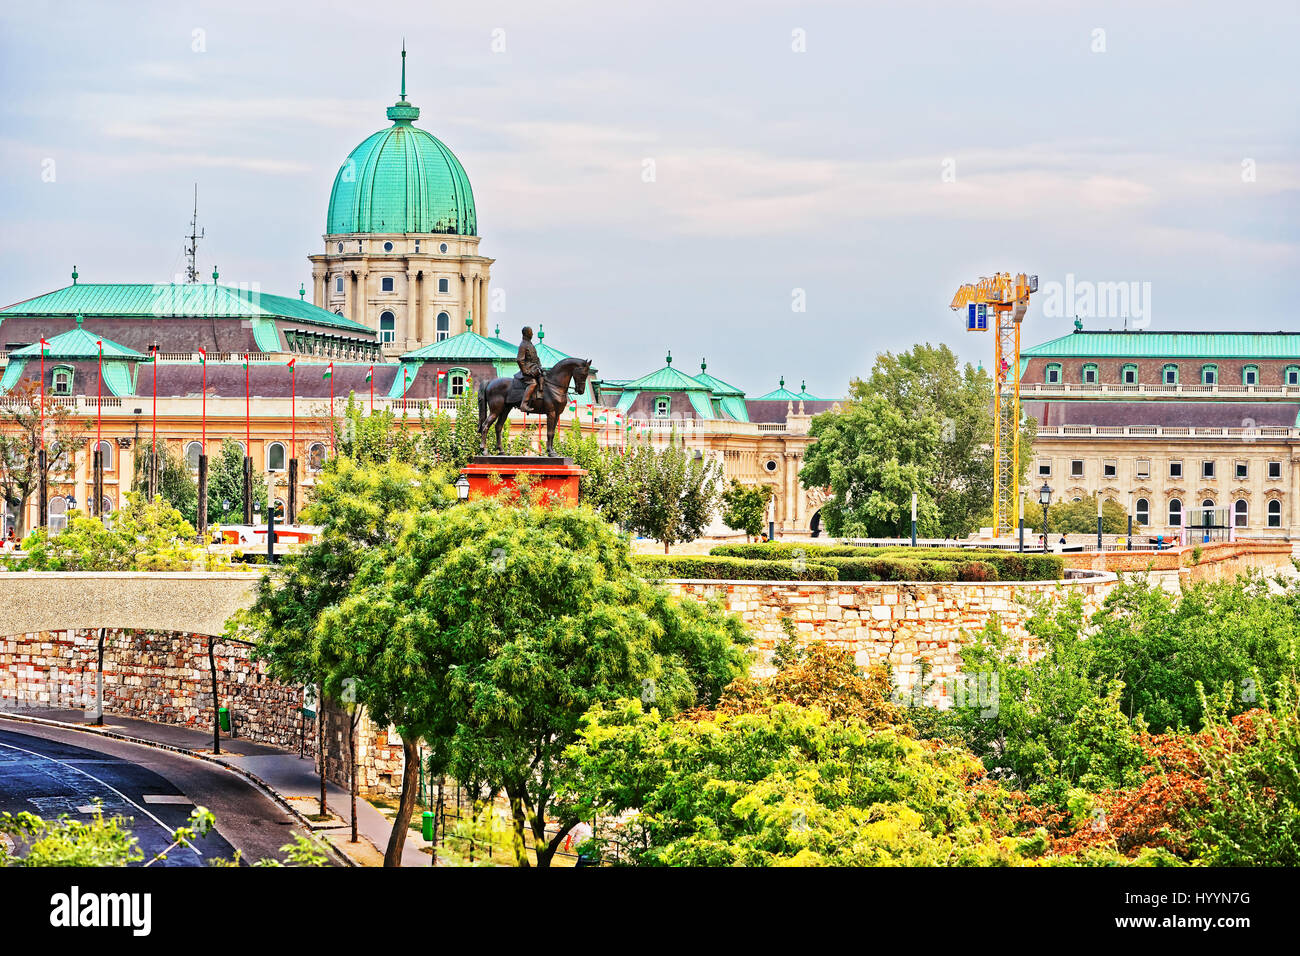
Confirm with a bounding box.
[1020,327,1300,541]
[0,50,831,539]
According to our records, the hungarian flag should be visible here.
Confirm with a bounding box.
[241,355,249,370]
[197,348,206,364]
[365,366,373,383]
[286,357,296,368]
[40,337,49,356]
[322,363,333,380]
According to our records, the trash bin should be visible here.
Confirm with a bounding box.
[575,853,598,868]
[421,811,434,842]
[218,707,230,732]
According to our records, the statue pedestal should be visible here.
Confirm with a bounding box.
[460,456,587,506]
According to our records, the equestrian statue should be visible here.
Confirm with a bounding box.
[478,326,593,458]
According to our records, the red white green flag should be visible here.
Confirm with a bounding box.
[322,363,333,380]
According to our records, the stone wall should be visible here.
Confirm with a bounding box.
[0,628,310,752]
[663,574,1117,705]
[319,701,407,800]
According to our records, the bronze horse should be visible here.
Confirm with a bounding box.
[478,356,593,457]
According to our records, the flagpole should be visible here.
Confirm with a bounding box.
[245,354,251,448]
[151,346,158,501]
[287,357,297,525]
[328,362,335,452]
[369,366,374,413]
[39,337,46,449]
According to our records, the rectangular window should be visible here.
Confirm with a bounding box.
[1235,461,1248,480]
[1136,459,1150,480]
[1164,366,1177,385]
[1269,461,1282,479]
[1046,366,1061,385]
[1289,369,1300,386]
[1103,460,1117,478]
[438,277,450,294]
[381,277,395,292]
[1123,367,1137,385]
[1070,460,1084,478]
[334,275,343,294]
[1083,366,1098,384]
[1202,460,1215,479]
[1170,460,1183,478]
[1244,368,1258,386]
[1037,461,1051,477]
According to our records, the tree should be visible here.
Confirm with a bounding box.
[18,492,228,571]
[1045,495,1128,535]
[131,441,198,524]
[206,438,268,526]
[0,380,90,537]
[316,498,749,867]
[800,344,1035,538]
[720,480,774,541]
[234,452,459,866]
[623,436,721,553]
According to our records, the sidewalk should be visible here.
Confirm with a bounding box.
[0,707,431,868]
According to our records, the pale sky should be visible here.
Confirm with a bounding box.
[2,0,1297,397]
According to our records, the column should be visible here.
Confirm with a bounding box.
[313,269,325,307]
[1291,458,1300,533]
[406,270,421,348]
[343,271,353,323]
[357,268,369,327]
[478,273,489,335]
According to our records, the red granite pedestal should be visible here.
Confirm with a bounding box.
[460,456,587,506]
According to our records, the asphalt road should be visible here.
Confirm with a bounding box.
[0,719,312,866]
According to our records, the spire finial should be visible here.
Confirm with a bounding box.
[401,39,407,99]
[299,282,306,299]
[801,379,806,392]
[212,266,219,283]
[701,358,707,372]
[665,350,672,366]
[495,323,500,338]
[75,314,84,327]
[538,324,545,340]
[386,41,420,123]
[465,310,473,330]
[779,375,785,388]
[71,265,79,285]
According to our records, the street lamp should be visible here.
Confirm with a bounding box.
[454,475,470,502]
[1127,491,1134,551]
[1038,482,1052,551]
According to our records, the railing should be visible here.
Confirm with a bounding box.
[1038,424,1297,439]
[1022,382,1300,398]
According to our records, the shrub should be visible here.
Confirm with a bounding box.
[711,544,1062,581]
[815,556,999,583]
[710,543,864,561]
[631,554,838,581]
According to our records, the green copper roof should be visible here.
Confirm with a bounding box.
[754,377,802,401]
[693,358,744,397]
[400,329,514,362]
[0,283,372,335]
[1022,330,1300,359]
[624,351,713,392]
[796,380,822,401]
[326,50,477,236]
[10,316,146,361]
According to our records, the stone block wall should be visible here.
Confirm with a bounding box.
[663,575,1117,705]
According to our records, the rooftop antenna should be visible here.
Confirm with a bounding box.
[184,183,204,284]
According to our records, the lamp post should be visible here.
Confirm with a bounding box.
[1096,494,1104,551]
[1039,482,1052,552]
[454,475,470,503]
[910,492,917,548]
[1127,491,1134,551]
[1018,493,1025,553]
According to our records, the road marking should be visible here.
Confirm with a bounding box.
[142,794,194,805]
[0,737,203,859]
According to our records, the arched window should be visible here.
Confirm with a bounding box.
[272,498,285,520]
[47,495,68,534]
[1234,499,1248,527]
[1242,365,1259,386]
[380,311,396,344]
[1081,363,1098,385]
[185,441,203,473]
[1201,364,1218,386]
[1201,499,1216,528]
[1168,498,1182,527]
[51,366,74,396]
[1045,363,1061,385]
[381,276,395,292]
[93,439,113,470]
[1121,364,1138,386]
[100,497,114,516]
[267,441,286,472]
[308,442,326,471]
[1135,497,1149,526]
[1268,499,1282,527]
[449,368,468,397]
[654,396,671,418]
[1162,364,1179,385]
[438,277,449,294]
[436,312,450,341]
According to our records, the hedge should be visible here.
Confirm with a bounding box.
[708,543,1063,581]
[812,557,999,583]
[631,555,839,581]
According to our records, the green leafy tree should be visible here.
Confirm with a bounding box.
[800,344,1034,538]
[720,479,774,541]
[316,498,749,867]
[0,380,90,537]
[131,440,198,524]
[622,435,722,553]
[234,452,458,866]
[1045,494,1128,535]
[206,438,268,526]
[19,492,229,571]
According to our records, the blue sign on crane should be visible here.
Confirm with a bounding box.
[966,303,988,331]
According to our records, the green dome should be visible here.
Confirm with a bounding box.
[326,53,477,235]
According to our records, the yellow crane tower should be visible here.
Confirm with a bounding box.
[951,272,1037,536]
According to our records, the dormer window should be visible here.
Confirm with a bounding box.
[654,396,670,417]
[51,367,74,396]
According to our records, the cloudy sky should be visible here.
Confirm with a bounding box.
[1,0,1297,396]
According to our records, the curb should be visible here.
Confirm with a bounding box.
[0,711,356,868]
